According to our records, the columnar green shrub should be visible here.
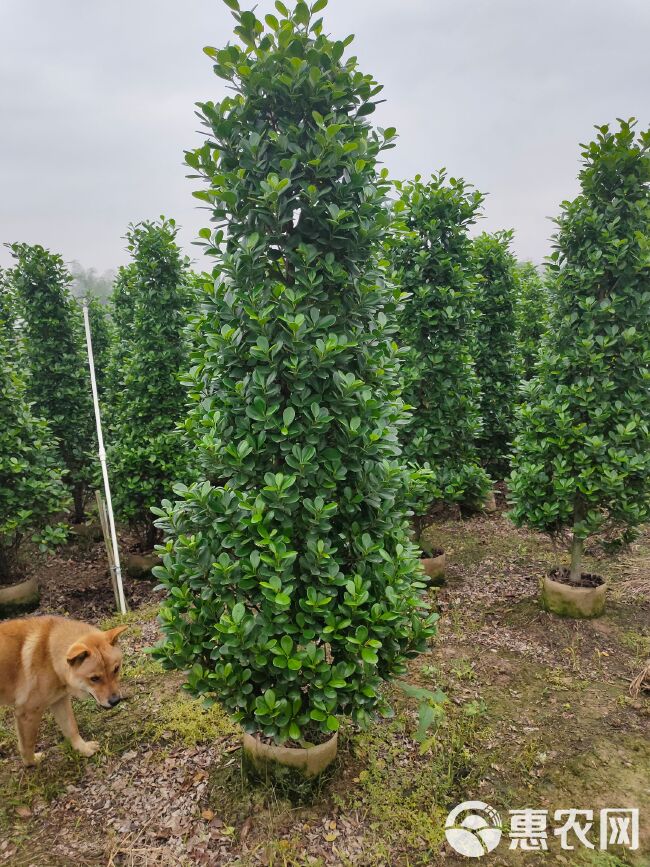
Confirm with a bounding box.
[152,0,437,743]
[110,264,137,341]
[106,264,136,403]
[107,219,190,549]
[0,270,16,340]
[389,172,491,511]
[472,231,519,477]
[509,120,650,580]
[8,244,95,522]
[514,261,548,381]
[85,296,113,400]
[0,291,68,585]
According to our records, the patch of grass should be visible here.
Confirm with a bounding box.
[121,652,164,681]
[500,597,543,627]
[101,603,158,630]
[0,705,13,752]
[335,704,491,862]
[153,691,236,747]
[510,734,546,779]
[450,657,477,682]
[0,742,88,832]
[242,745,339,807]
[419,663,444,682]
[577,851,635,866]
[206,747,308,846]
[620,629,650,660]
[237,836,328,867]
[543,667,588,693]
[70,669,236,756]
[421,523,486,567]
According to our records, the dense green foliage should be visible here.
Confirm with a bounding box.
[389,172,491,510]
[8,244,95,522]
[514,261,548,380]
[472,231,519,477]
[152,0,436,744]
[85,296,113,400]
[107,219,190,548]
[0,289,68,584]
[110,263,137,339]
[106,264,136,402]
[0,270,16,342]
[509,120,650,578]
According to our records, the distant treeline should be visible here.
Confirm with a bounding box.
[68,261,115,304]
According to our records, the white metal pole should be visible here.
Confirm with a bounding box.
[81,300,127,615]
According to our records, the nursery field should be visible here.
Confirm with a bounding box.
[1,502,648,867]
[2,4,650,867]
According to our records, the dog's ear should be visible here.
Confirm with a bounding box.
[67,642,90,666]
[104,625,128,646]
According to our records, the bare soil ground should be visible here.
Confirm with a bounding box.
[1,508,648,866]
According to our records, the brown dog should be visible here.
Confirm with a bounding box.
[0,616,127,766]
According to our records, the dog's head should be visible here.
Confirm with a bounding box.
[66,626,128,709]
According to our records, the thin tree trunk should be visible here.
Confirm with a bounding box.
[569,497,587,583]
[144,520,159,553]
[73,481,86,524]
[0,545,13,587]
[569,534,584,583]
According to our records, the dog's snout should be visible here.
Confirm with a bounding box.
[108,695,121,708]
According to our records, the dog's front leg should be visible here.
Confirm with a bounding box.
[51,696,100,758]
[15,705,45,767]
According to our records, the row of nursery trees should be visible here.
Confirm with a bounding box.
[0,193,547,564]
[1,0,648,751]
[151,0,649,753]
[0,186,543,588]
[0,217,539,575]
[0,219,192,586]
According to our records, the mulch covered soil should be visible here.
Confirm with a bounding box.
[27,530,163,620]
[1,508,649,866]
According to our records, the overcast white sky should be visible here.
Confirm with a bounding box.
[1,0,648,274]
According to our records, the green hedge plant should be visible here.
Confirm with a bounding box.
[472,231,519,477]
[0,269,18,350]
[509,119,650,582]
[8,244,95,522]
[514,261,549,381]
[106,263,136,405]
[85,296,114,401]
[107,219,191,550]
[389,172,491,513]
[152,0,437,745]
[0,288,68,585]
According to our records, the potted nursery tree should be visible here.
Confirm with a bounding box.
[389,172,493,578]
[107,218,191,568]
[509,119,650,618]
[472,231,519,480]
[8,244,95,524]
[0,281,68,615]
[152,0,437,778]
